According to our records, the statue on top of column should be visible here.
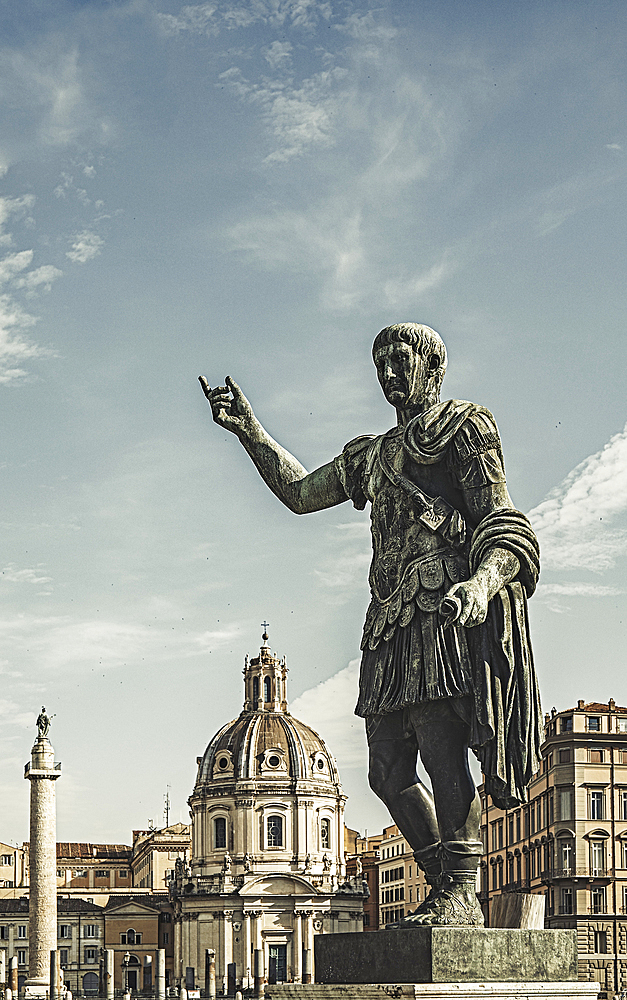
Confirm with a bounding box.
[36,707,54,739]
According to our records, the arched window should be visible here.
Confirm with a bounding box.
[214,816,227,849]
[126,928,136,945]
[252,676,260,705]
[267,815,283,847]
[321,818,330,850]
[264,676,271,703]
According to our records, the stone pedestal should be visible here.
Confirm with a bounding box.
[264,985,600,999]
[314,927,578,984]
[23,736,61,998]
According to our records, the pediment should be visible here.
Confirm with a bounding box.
[239,875,317,896]
[106,901,160,916]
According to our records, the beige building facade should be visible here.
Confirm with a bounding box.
[131,824,190,892]
[481,699,627,999]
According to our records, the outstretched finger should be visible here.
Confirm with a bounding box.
[198,375,212,398]
[225,375,245,400]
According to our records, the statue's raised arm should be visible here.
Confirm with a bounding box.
[198,375,347,514]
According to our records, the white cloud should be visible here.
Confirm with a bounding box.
[291,658,366,769]
[1,565,53,587]
[13,264,63,295]
[529,421,627,572]
[66,230,103,264]
[158,0,331,36]
[262,40,293,72]
[0,250,33,285]
[384,256,454,308]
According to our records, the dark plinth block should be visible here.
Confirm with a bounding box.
[314,927,578,984]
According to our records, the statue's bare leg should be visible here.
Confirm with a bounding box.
[400,698,483,926]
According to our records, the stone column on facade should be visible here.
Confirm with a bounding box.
[24,734,61,996]
[9,956,18,993]
[222,911,233,996]
[104,950,114,1000]
[243,913,252,989]
[302,912,313,984]
[155,949,165,1000]
[293,912,303,983]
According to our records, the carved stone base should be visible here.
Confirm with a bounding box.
[314,927,578,984]
[264,984,600,999]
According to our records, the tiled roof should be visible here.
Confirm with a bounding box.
[56,843,131,860]
[560,702,627,714]
[0,898,104,914]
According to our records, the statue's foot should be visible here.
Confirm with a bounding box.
[395,877,484,927]
[385,883,441,929]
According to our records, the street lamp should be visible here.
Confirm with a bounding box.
[123,952,131,997]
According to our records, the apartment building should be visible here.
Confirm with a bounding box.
[481,699,627,998]
[130,824,190,892]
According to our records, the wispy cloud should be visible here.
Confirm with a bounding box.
[529,421,627,573]
[157,0,332,36]
[291,658,365,769]
[66,230,103,264]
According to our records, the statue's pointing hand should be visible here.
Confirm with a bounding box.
[199,376,255,439]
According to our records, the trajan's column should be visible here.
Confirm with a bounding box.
[24,708,61,999]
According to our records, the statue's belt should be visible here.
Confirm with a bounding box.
[378,437,466,540]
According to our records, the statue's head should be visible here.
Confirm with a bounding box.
[372,323,447,410]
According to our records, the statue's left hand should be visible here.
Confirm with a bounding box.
[444,576,490,628]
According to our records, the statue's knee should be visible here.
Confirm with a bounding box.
[368,759,388,801]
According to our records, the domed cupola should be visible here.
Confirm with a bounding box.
[188,629,346,882]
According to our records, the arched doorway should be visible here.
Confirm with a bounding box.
[83,972,99,994]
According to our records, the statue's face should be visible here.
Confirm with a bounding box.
[374,340,430,409]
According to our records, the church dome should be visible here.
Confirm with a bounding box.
[194,634,341,790]
[188,630,346,879]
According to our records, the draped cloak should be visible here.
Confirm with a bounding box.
[333,399,542,810]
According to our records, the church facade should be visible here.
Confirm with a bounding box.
[169,634,366,991]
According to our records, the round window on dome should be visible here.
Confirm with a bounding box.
[218,757,229,770]
[317,758,325,770]
[268,754,280,768]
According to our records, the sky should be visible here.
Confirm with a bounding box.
[1,0,627,849]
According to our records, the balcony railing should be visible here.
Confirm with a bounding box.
[544,867,609,879]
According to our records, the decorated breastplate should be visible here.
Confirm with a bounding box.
[361,435,469,651]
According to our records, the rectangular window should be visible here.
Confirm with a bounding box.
[618,718,627,733]
[17,925,27,939]
[621,791,627,821]
[591,887,606,914]
[492,866,497,890]
[588,716,601,731]
[491,823,498,852]
[594,930,608,953]
[59,925,71,939]
[590,841,605,875]
[590,790,605,820]
[95,869,109,878]
[561,716,573,732]
[508,814,514,845]
[409,887,413,902]
[559,749,571,763]
[18,950,26,966]
[560,840,573,873]
[118,870,128,878]
[559,788,574,821]
[516,812,521,842]
[84,925,97,938]
[0,927,8,940]
[267,814,283,848]
[85,948,97,964]
[560,888,573,914]
[162,932,169,945]
[59,950,69,966]
[590,749,604,764]
[0,855,12,865]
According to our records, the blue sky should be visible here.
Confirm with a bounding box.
[1,0,627,846]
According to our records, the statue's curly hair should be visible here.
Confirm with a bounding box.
[372,323,447,389]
